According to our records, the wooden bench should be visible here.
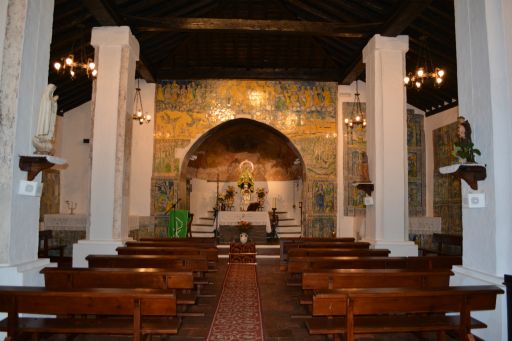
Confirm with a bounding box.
[307,285,503,341]
[41,267,202,317]
[0,286,179,341]
[126,241,217,249]
[117,246,219,262]
[140,237,216,244]
[288,248,390,258]
[287,255,462,286]
[299,269,453,306]
[279,237,357,268]
[86,254,213,297]
[420,233,463,256]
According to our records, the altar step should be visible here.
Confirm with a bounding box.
[217,244,280,259]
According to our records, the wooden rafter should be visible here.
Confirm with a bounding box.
[129,16,379,38]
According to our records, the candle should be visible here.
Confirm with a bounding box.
[273,198,276,209]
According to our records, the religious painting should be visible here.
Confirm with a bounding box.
[407,111,426,217]
[151,177,176,216]
[153,79,338,236]
[433,122,462,234]
[309,216,336,237]
[313,181,336,214]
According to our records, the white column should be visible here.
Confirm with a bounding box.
[0,0,54,284]
[362,34,417,256]
[73,27,139,267]
[451,1,512,340]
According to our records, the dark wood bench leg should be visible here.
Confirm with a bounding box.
[436,331,447,341]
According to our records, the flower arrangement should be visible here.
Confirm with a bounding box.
[225,185,235,199]
[256,187,267,199]
[238,220,252,232]
[452,116,481,163]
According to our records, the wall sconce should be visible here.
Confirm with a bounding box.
[132,79,151,125]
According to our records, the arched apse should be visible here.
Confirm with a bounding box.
[179,118,305,222]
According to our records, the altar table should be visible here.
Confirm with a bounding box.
[215,211,271,233]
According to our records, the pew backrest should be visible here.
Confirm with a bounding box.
[116,246,218,262]
[41,267,194,290]
[288,248,390,258]
[86,254,209,272]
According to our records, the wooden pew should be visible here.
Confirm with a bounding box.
[0,286,179,341]
[140,237,216,245]
[288,255,462,274]
[280,240,370,269]
[303,268,453,290]
[86,254,209,272]
[288,248,390,258]
[41,267,202,317]
[126,241,216,249]
[307,285,503,341]
[420,233,462,256]
[279,237,356,268]
[299,268,453,307]
[86,254,213,297]
[116,246,219,262]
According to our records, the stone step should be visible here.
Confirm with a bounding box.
[200,217,214,221]
[278,226,302,233]
[192,223,214,227]
[192,232,215,238]
[191,225,215,233]
[217,244,280,259]
[278,232,302,238]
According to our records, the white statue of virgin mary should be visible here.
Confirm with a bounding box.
[32,84,58,154]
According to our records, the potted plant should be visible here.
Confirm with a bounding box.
[452,116,481,163]
[224,185,235,208]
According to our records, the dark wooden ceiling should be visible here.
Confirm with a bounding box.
[49,0,457,116]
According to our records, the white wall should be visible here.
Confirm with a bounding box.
[55,102,92,214]
[423,106,458,216]
[129,80,155,216]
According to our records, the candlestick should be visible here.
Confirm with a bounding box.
[273,197,276,209]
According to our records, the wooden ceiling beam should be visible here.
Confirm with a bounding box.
[80,0,157,83]
[130,16,379,38]
[340,0,433,85]
[157,66,343,82]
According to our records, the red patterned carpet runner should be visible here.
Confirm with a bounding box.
[206,264,264,341]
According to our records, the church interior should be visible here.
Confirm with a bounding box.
[1,0,511,340]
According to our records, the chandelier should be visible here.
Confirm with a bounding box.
[132,79,151,125]
[53,43,97,78]
[404,36,444,89]
[344,80,366,128]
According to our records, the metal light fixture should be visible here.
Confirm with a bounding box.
[344,80,366,129]
[132,79,151,125]
[404,36,445,90]
[53,42,97,78]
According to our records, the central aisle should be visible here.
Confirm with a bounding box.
[207,264,264,341]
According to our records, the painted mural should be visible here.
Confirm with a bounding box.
[407,110,426,216]
[152,80,337,236]
[343,106,426,217]
[433,122,462,234]
[343,102,367,216]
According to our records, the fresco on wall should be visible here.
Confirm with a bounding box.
[152,80,337,235]
[343,102,367,216]
[407,111,426,216]
[343,107,426,217]
[433,122,461,234]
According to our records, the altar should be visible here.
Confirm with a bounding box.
[215,211,271,233]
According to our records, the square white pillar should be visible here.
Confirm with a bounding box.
[73,26,139,267]
[362,34,417,256]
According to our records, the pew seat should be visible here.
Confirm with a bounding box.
[306,285,503,341]
[0,286,180,341]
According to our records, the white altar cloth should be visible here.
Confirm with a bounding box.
[215,211,271,233]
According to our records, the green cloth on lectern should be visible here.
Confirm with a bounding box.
[168,210,189,238]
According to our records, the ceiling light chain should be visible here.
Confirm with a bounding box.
[344,80,366,129]
[132,78,151,125]
[404,35,445,89]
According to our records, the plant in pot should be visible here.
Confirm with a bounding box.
[452,116,481,163]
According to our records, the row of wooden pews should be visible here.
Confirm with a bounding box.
[281,237,503,341]
[0,237,219,341]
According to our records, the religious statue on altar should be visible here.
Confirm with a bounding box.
[238,160,255,210]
